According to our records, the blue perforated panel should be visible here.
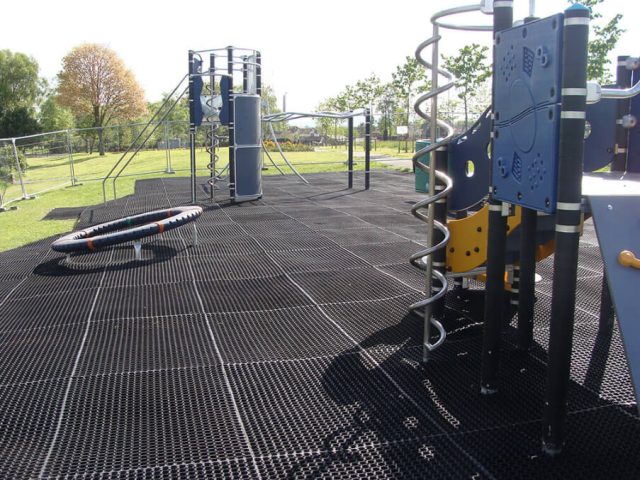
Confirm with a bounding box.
[448,108,492,211]
[627,69,640,173]
[191,58,204,127]
[492,14,564,213]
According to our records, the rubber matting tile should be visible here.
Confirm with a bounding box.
[41,366,252,478]
[42,206,86,220]
[345,241,424,267]
[0,322,85,386]
[268,247,370,273]
[227,354,443,456]
[367,345,609,435]
[300,215,369,231]
[93,282,201,320]
[275,206,348,219]
[79,315,219,376]
[291,268,409,304]
[12,259,106,298]
[0,288,99,332]
[0,258,40,282]
[188,252,280,281]
[456,407,640,480]
[240,219,311,235]
[319,227,407,246]
[255,436,485,479]
[0,379,66,479]
[530,322,636,405]
[73,459,256,479]
[356,214,418,229]
[378,263,427,291]
[101,256,194,287]
[321,295,425,352]
[196,274,314,313]
[0,280,19,302]
[211,306,355,363]
[190,237,264,258]
[252,232,337,252]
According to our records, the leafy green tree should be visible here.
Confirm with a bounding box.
[569,0,624,83]
[39,95,75,132]
[443,44,491,129]
[377,86,399,140]
[261,84,280,117]
[0,50,42,111]
[391,56,430,150]
[0,108,40,138]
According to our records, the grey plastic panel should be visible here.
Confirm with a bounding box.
[234,147,262,200]
[235,95,260,146]
[589,194,640,413]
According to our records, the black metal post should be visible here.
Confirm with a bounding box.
[517,208,538,351]
[479,0,513,395]
[365,108,371,190]
[541,4,590,456]
[348,115,354,188]
[209,53,216,201]
[256,52,262,96]
[227,47,236,200]
[188,51,197,204]
[242,55,248,94]
[432,146,448,318]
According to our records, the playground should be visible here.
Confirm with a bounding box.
[1,0,640,478]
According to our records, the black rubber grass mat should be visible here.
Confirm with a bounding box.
[367,344,610,435]
[0,379,66,479]
[239,219,312,236]
[0,322,85,386]
[321,294,426,352]
[211,306,356,363]
[0,287,99,332]
[268,247,370,273]
[275,205,350,219]
[40,366,252,478]
[345,241,425,267]
[530,321,635,405]
[0,280,20,302]
[291,268,410,304]
[63,460,256,479]
[299,215,370,231]
[355,213,419,229]
[255,435,485,479]
[196,274,314,314]
[42,206,86,220]
[78,315,219,376]
[226,353,443,456]
[13,259,107,298]
[252,232,337,252]
[378,262,428,291]
[93,282,202,320]
[456,406,640,479]
[189,252,280,282]
[319,227,409,246]
[190,237,265,258]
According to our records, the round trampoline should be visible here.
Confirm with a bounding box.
[52,206,203,253]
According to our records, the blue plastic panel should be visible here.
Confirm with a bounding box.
[584,97,617,172]
[191,58,204,127]
[448,108,492,211]
[492,14,564,213]
[589,194,640,414]
[627,69,640,173]
[219,76,231,126]
[233,95,262,202]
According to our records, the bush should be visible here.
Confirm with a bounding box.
[263,140,314,152]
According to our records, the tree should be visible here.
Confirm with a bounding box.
[391,56,430,150]
[443,44,492,130]
[39,94,75,132]
[569,0,624,83]
[57,44,148,155]
[377,86,399,140]
[0,50,44,138]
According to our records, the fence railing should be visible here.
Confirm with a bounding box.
[0,121,219,209]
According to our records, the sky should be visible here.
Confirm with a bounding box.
[1,0,638,117]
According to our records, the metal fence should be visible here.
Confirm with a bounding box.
[0,121,218,209]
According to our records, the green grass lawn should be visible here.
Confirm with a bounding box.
[0,147,397,252]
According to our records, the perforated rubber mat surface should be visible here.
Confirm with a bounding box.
[0,170,638,479]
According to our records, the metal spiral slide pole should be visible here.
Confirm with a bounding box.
[409,3,493,361]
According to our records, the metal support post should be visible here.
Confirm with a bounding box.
[209,53,216,201]
[517,208,537,351]
[228,47,236,200]
[364,108,371,190]
[541,4,590,456]
[242,55,248,93]
[256,52,262,96]
[188,51,197,204]
[11,139,29,200]
[347,115,354,188]
[164,121,175,174]
[480,0,513,395]
[66,130,80,186]
[611,56,633,171]
[432,146,448,319]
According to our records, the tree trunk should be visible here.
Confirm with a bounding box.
[94,106,105,156]
[464,96,469,131]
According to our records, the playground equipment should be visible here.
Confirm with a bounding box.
[101,47,263,205]
[262,109,373,189]
[410,0,640,456]
[51,206,202,256]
